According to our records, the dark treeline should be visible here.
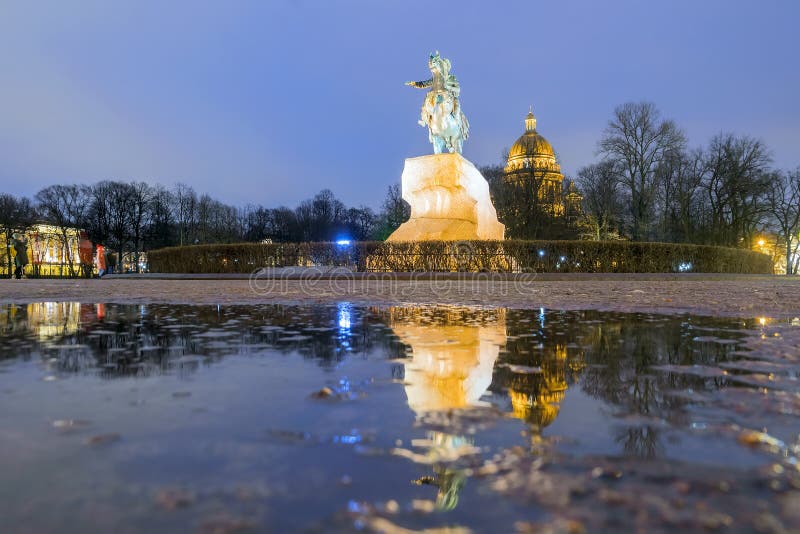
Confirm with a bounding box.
[2,100,798,274]
[0,182,411,272]
[483,101,800,274]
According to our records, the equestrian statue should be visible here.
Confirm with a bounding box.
[405,51,470,155]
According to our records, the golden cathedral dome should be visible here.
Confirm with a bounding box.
[505,108,562,175]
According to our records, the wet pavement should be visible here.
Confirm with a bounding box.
[1,276,800,318]
[0,302,798,533]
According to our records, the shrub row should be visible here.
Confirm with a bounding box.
[147,240,773,274]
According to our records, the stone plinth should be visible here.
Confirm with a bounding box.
[387,153,505,242]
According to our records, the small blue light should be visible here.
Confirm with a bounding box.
[348,500,363,513]
[334,434,362,444]
[678,262,693,272]
[538,249,545,257]
[559,256,566,262]
[335,239,351,246]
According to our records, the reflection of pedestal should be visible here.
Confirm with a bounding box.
[385,308,506,512]
[385,308,506,414]
[387,153,505,242]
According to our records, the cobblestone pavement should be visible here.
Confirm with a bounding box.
[1,275,799,318]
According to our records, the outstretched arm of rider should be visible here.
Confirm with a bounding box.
[405,79,433,88]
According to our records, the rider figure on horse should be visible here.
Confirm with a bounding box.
[406,51,470,154]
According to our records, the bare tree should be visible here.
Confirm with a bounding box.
[312,189,347,241]
[598,102,686,240]
[654,148,706,242]
[0,194,35,277]
[85,181,111,248]
[345,206,377,241]
[576,161,623,240]
[375,184,410,240]
[195,194,241,243]
[146,185,176,249]
[241,205,271,242]
[35,185,89,277]
[174,183,198,246]
[702,133,772,247]
[268,206,299,242]
[105,181,136,267]
[767,168,800,275]
[130,182,152,272]
[86,180,151,269]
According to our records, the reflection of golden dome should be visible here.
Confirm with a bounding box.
[509,388,565,428]
[505,109,561,174]
[505,342,569,428]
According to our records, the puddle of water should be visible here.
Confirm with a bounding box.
[0,302,798,532]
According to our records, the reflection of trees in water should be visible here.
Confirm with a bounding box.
[619,425,661,458]
[0,303,407,378]
[489,310,746,457]
[490,310,585,434]
[2,304,750,458]
[576,312,745,457]
[0,305,33,355]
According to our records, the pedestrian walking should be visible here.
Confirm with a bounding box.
[11,233,29,279]
[96,244,107,278]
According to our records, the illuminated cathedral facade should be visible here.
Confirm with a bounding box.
[504,107,582,221]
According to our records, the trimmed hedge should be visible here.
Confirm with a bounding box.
[147,240,773,274]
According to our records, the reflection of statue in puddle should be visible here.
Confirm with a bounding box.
[408,433,470,511]
[384,307,506,510]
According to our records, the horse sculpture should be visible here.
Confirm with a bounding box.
[406,52,470,154]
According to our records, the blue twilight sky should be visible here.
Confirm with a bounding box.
[0,0,798,209]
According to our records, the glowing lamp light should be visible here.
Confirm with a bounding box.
[538,250,545,257]
[338,302,352,331]
[677,262,693,272]
[335,239,352,246]
[758,317,768,326]
[757,239,766,247]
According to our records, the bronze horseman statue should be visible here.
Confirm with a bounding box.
[387,51,504,243]
[406,51,470,154]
